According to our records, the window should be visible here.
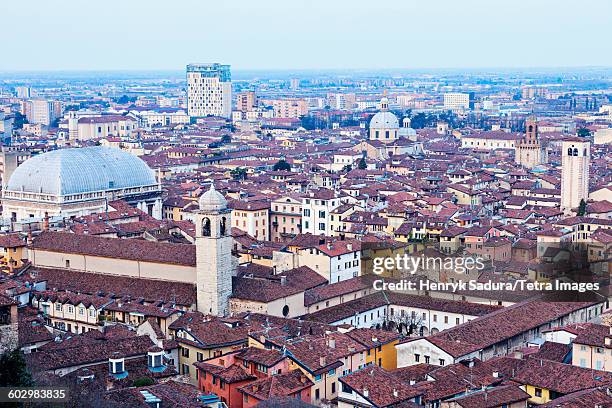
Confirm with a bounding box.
[315,389,320,400]
[535,388,542,397]
[314,374,321,382]
[55,304,61,311]
[414,354,420,362]
[65,260,70,268]
[197,352,204,362]
[331,382,335,394]
[328,369,335,376]
[424,355,430,364]
[439,359,445,366]
[181,347,190,358]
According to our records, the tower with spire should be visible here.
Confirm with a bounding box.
[194,184,234,316]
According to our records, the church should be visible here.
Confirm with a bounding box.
[360,97,422,160]
[24,184,235,315]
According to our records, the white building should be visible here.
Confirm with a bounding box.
[297,240,361,283]
[302,189,343,235]
[186,63,231,119]
[2,147,162,222]
[561,138,590,213]
[443,93,473,111]
[27,99,58,126]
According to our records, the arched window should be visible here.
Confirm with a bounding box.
[567,148,573,156]
[583,148,587,156]
[202,217,211,237]
[528,125,533,133]
[220,217,226,236]
[573,148,578,156]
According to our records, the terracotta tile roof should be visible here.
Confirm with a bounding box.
[27,335,154,372]
[195,362,256,383]
[512,358,612,394]
[339,364,421,407]
[238,369,313,400]
[539,387,612,407]
[410,300,597,358]
[232,266,326,303]
[169,313,257,348]
[31,231,196,266]
[25,267,196,307]
[0,233,26,248]
[444,384,530,408]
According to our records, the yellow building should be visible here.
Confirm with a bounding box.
[345,328,401,370]
[0,233,27,272]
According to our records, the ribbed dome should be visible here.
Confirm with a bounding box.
[5,147,156,196]
[370,111,399,129]
[199,184,227,212]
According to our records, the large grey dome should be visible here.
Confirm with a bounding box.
[370,111,399,130]
[5,147,157,196]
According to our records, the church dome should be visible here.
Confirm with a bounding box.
[370,111,399,130]
[199,184,227,212]
[5,147,156,196]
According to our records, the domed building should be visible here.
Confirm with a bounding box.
[369,98,399,143]
[2,147,162,222]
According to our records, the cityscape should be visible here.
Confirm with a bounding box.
[0,1,611,407]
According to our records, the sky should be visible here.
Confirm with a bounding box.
[2,0,611,72]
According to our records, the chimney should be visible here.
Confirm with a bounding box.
[320,356,326,367]
[363,388,369,397]
[347,243,353,251]
[328,338,336,349]
[76,368,95,384]
[280,276,287,286]
[327,243,332,250]
[43,212,49,232]
[492,371,499,378]
[371,336,378,343]
[392,388,398,397]
[409,380,416,385]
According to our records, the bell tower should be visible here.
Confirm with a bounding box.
[195,184,233,316]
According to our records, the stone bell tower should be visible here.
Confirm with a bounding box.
[194,184,233,316]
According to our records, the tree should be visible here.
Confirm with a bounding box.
[577,199,587,216]
[230,167,248,181]
[133,377,155,387]
[0,349,33,387]
[273,159,291,171]
[577,127,591,138]
[357,157,367,170]
[380,311,426,336]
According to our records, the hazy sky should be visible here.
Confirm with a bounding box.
[3,0,611,71]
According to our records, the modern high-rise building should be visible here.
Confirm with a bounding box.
[25,99,61,126]
[269,98,308,118]
[561,138,590,213]
[235,91,257,112]
[443,92,474,111]
[186,63,232,119]
[15,86,31,99]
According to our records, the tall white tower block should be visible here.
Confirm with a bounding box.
[561,138,590,213]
